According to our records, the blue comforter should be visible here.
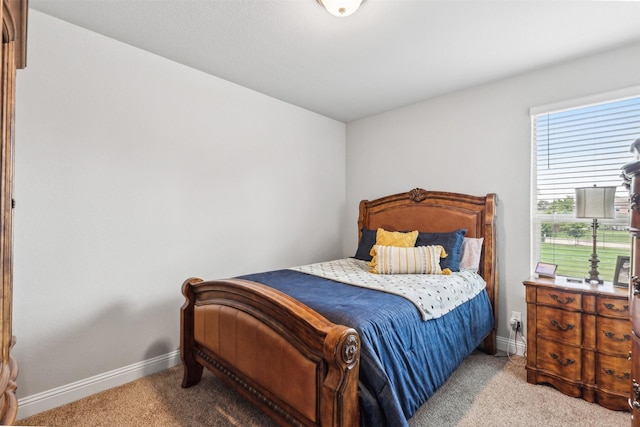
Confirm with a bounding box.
[239,268,494,427]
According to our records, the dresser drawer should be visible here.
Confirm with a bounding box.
[596,353,631,393]
[597,316,632,354]
[537,288,581,311]
[536,339,581,380]
[597,296,630,319]
[537,305,581,345]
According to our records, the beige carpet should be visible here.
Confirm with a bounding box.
[16,352,628,427]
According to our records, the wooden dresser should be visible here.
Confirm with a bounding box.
[524,276,631,411]
[622,159,640,427]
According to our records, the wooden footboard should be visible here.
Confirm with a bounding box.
[181,277,360,427]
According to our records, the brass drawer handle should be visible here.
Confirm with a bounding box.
[603,368,630,380]
[550,319,575,332]
[550,353,575,367]
[631,194,640,211]
[603,331,632,342]
[603,302,629,313]
[550,294,575,305]
[632,276,640,297]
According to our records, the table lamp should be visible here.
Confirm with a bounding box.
[575,185,616,284]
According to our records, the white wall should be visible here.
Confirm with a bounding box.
[14,8,640,421]
[345,41,640,343]
[13,10,345,412]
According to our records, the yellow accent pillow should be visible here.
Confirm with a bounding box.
[372,228,418,250]
[369,245,450,275]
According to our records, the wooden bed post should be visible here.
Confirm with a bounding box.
[481,193,498,355]
[321,327,360,426]
[181,277,204,388]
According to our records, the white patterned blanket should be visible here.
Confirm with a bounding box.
[289,258,486,321]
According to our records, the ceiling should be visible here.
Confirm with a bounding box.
[29,1,640,123]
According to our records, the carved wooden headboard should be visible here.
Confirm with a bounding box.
[357,188,498,353]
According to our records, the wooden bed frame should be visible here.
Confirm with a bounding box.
[181,188,498,427]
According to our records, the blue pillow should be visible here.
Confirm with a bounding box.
[353,228,377,261]
[415,228,467,272]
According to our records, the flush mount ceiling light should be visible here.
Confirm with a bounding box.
[317,0,364,17]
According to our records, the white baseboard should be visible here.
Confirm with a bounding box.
[16,335,522,421]
[497,334,526,357]
[16,350,181,421]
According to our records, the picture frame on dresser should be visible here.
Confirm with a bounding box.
[535,262,557,278]
[614,255,630,288]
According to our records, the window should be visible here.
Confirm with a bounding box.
[531,89,640,281]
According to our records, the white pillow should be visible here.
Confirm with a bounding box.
[460,237,483,271]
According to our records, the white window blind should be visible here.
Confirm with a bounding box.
[531,92,640,281]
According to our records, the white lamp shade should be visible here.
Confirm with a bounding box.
[318,0,363,17]
[575,186,616,219]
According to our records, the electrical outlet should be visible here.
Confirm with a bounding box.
[509,311,522,331]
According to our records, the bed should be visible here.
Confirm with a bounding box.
[180,188,498,426]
